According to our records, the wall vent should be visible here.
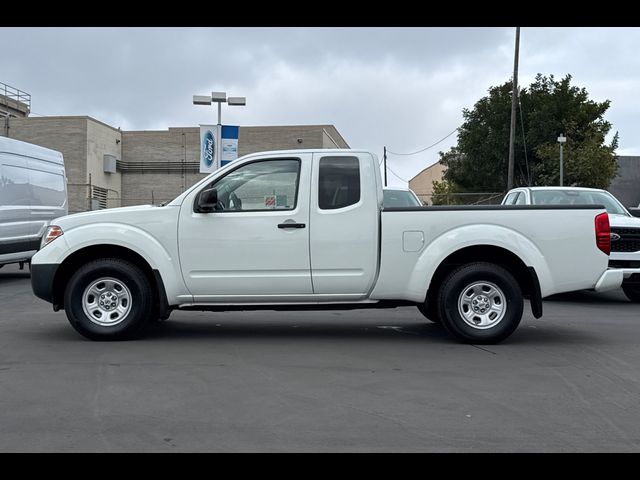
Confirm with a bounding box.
[104,154,117,174]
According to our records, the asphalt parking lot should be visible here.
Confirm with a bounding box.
[1,263,639,452]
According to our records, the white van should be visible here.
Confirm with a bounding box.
[0,136,67,268]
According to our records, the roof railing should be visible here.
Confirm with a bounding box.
[0,81,31,112]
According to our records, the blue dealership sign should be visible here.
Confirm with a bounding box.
[202,130,215,167]
[220,125,239,167]
[199,125,220,173]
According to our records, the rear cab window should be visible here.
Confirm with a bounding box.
[318,156,360,209]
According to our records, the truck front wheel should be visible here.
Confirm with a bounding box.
[64,258,154,340]
[437,262,524,344]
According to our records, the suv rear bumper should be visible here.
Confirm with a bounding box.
[595,268,640,292]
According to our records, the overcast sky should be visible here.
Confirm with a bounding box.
[2,27,639,186]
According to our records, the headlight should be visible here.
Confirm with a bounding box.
[41,225,64,249]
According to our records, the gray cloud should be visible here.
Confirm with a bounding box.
[2,27,638,186]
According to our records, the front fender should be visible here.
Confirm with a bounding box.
[32,222,188,304]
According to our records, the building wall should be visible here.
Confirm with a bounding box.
[3,117,350,211]
[2,116,88,213]
[409,162,446,202]
[121,124,350,207]
[322,126,349,149]
[609,156,640,208]
[237,125,347,155]
[86,118,122,208]
[0,94,29,119]
[120,127,202,207]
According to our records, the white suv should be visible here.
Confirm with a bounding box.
[503,187,640,302]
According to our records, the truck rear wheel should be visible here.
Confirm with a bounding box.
[622,284,640,303]
[64,258,154,340]
[437,262,523,344]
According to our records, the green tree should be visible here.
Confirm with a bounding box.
[437,74,618,194]
[431,178,464,205]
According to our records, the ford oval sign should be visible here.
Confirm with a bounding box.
[202,130,215,168]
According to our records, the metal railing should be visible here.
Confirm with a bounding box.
[0,81,31,112]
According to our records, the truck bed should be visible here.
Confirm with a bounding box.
[372,204,608,301]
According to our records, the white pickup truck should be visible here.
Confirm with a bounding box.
[31,149,629,344]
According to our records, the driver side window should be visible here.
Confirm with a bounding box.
[210,159,300,211]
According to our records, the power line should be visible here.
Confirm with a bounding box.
[386,127,460,156]
[386,164,409,183]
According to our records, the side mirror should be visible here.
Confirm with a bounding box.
[196,187,218,213]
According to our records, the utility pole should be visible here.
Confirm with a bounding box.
[507,26,520,191]
[383,146,388,186]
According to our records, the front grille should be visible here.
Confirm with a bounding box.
[609,260,640,268]
[610,227,640,253]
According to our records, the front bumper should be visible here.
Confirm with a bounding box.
[31,263,59,304]
[594,268,640,292]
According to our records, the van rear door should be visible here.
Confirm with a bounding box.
[0,153,37,256]
[27,156,67,239]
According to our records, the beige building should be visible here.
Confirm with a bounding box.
[2,114,349,213]
[408,162,446,204]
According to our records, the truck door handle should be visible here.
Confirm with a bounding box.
[277,222,306,229]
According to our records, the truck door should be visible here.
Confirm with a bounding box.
[309,153,380,296]
[178,155,313,300]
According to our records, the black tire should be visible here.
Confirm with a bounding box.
[622,284,640,303]
[417,302,441,324]
[437,262,524,344]
[64,258,155,340]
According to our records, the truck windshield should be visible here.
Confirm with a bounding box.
[531,190,629,216]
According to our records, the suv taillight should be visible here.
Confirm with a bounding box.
[595,212,610,256]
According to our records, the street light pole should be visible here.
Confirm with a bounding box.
[507,26,521,191]
[193,92,246,172]
[557,133,566,186]
[193,91,246,127]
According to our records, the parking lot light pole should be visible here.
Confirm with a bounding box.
[557,134,566,186]
[192,92,246,126]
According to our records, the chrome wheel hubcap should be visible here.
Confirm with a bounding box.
[457,281,506,329]
[82,277,132,326]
